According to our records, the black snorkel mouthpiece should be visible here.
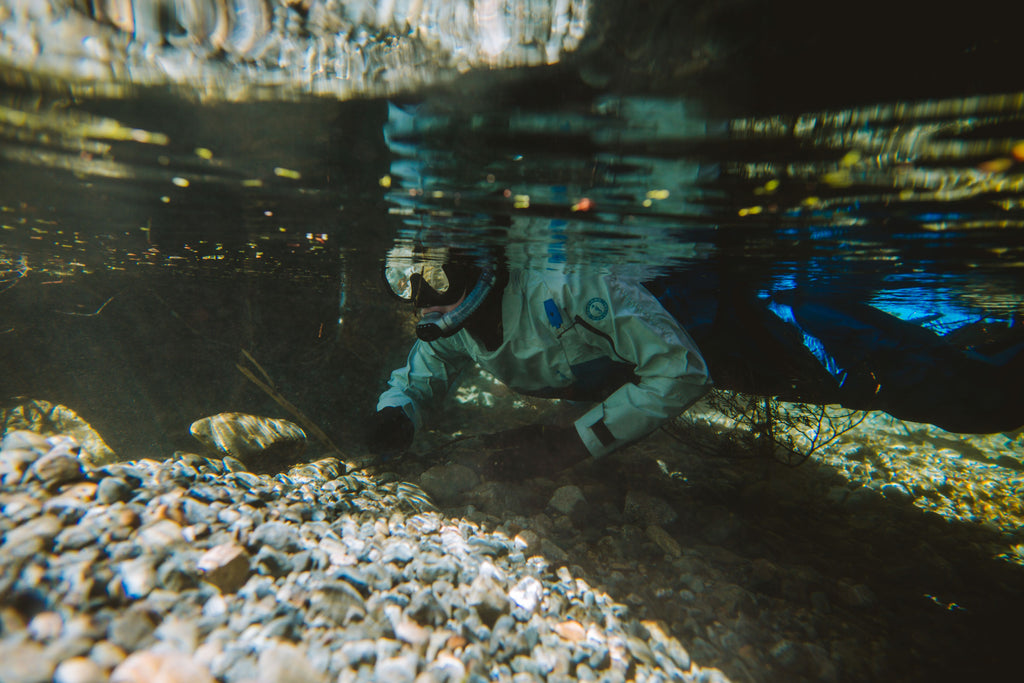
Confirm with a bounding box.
[416,269,497,342]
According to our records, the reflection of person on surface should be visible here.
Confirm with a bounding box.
[648,269,1024,435]
[366,245,713,478]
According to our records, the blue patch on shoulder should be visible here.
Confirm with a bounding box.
[543,298,563,328]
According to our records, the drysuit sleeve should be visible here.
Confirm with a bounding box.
[569,276,713,457]
[377,338,472,433]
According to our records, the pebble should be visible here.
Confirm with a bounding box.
[2,404,1021,683]
[623,490,678,526]
[467,564,510,625]
[257,641,328,683]
[2,429,50,453]
[27,611,64,641]
[3,513,62,549]
[419,463,480,504]
[97,476,135,504]
[548,485,587,516]
[53,656,106,683]
[27,451,82,486]
[118,556,158,599]
[110,650,216,683]
[189,413,306,470]
[136,519,184,548]
[249,520,303,553]
[0,640,55,683]
[553,620,586,642]
[836,581,876,608]
[197,543,252,593]
[645,524,683,557]
[375,652,419,683]
[89,640,127,669]
[508,576,544,614]
[107,609,159,652]
[880,482,913,502]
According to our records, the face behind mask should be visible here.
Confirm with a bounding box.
[382,246,497,340]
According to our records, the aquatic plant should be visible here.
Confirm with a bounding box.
[666,390,867,466]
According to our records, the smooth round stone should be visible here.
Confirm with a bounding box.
[381,541,415,565]
[374,653,419,683]
[2,430,50,453]
[54,657,106,683]
[97,477,134,504]
[1,448,41,482]
[89,640,127,669]
[428,653,466,682]
[55,524,101,552]
[107,609,159,652]
[179,498,216,525]
[27,452,83,486]
[189,413,306,471]
[250,521,303,553]
[623,491,677,526]
[880,482,913,502]
[221,456,248,473]
[548,486,587,516]
[3,514,62,549]
[418,464,480,504]
[110,650,216,683]
[0,639,56,683]
[257,642,328,683]
[27,611,64,641]
[118,556,158,599]
[157,556,200,592]
[135,520,183,548]
[255,546,294,578]
[197,543,251,594]
[231,471,261,489]
[309,581,367,623]
[508,576,543,614]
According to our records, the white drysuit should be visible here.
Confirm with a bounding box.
[377,270,712,457]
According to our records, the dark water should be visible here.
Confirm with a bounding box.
[2,1,1024,458]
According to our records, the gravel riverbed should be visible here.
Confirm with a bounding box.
[2,405,1023,683]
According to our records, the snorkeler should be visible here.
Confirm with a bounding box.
[367,246,1024,477]
[366,246,713,477]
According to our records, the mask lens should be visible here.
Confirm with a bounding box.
[383,248,451,301]
[418,264,450,297]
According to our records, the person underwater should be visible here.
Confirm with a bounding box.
[366,246,713,478]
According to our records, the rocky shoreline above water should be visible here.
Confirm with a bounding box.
[2,405,1023,683]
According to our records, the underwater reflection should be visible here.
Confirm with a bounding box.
[381,91,1024,310]
[1,82,1023,453]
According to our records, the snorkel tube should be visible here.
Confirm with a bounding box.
[416,268,498,342]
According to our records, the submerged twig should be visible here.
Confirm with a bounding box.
[57,295,115,317]
[236,349,342,455]
[420,433,483,461]
[240,348,275,386]
[0,262,28,294]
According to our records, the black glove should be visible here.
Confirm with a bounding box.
[480,424,591,480]
[367,407,414,457]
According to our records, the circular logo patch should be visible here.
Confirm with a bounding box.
[585,297,609,321]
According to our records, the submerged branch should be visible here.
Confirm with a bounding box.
[56,295,115,317]
[236,350,342,456]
